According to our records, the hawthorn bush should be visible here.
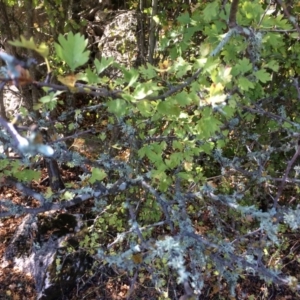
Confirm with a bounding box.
[1,0,300,299]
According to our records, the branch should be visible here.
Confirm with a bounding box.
[145,68,202,101]
[50,128,95,145]
[228,0,239,28]
[139,179,174,231]
[293,77,300,101]
[274,143,300,206]
[0,77,122,99]
[0,116,54,157]
[126,270,139,300]
[0,178,127,218]
[257,0,271,28]
[0,116,29,150]
[185,230,300,290]
[127,201,146,244]
[241,105,297,127]
[33,81,122,99]
[5,177,46,205]
[107,221,166,249]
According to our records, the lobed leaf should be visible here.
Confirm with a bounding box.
[55,32,90,71]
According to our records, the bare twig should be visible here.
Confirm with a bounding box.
[50,128,95,145]
[127,201,146,245]
[293,77,300,101]
[126,270,138,300]
[274,143,300,206]
[258,0,271,28]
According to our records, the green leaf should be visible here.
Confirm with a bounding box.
[265,60,279,72]
[107,99,128,116]
[195,108,222,139]
[177,12,190,25]
[202,57,220,73]
[132,82,161,100]
[147,150,163,164]
[85,66,100,84]
[203,1,219,22]
[241,1,263,23]
[165,153,182,169]
[274,14,293,30]
[39,91,64,110]
[89,168,107,184]
[62,191,75,201]
[139,63,157,79]
[54,32,90,71]
[122,68,139,89]
[263,33,285,49]
[174,91,192,106]
[200,142,215,154]
[0,159,9,170]
[9,35,49,58]
[132,84,152,100]
[157,100,180,116]
[213,65,232,84]
[255,69,271,83]
[232,58,252,76]
[173,57,192,78]
[137,100,155,117]
[237,77,255,91]
[94,57,114,75]
[15,169,41,182]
